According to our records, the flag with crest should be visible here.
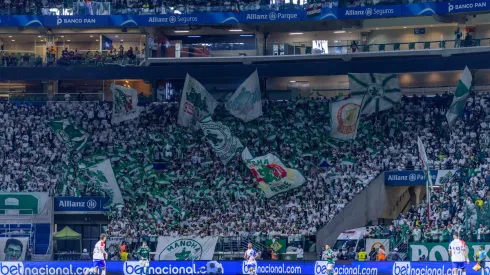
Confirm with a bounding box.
[200,116,243,165]
[225,70,262,122]
[349,73,401,115]
[111,84,139,124]
[48,118,89,151]
[446,66,472,127]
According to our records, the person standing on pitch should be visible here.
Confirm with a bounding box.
[322,245,335,275]
[449,233,470,275]
[475,245,487,275]
[244,243,258,275]
[84,233,108,275]
[138,241,151,275]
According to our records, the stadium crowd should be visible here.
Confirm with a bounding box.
[0,92,489,245]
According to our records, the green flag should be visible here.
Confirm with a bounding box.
[349,73,401,115]
[48,118,89,151]
[446,66,472,127]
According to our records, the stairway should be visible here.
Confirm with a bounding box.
[34,224,50,254]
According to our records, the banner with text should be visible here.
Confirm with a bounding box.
[409,242,490,262]
[2,260,490,275]
[54,197,109,212]
[384,170,458,186]
[155,237,218,260]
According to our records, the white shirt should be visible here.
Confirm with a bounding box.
[448,239,467,262]
[245,248,257,263]
[93,240,105,260]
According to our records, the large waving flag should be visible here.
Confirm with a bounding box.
[225,70,262,122]
[330,97,363,140]
[111,84,139,124]
[178,74,219,128]
[85,159,124,207]
[246,153,306,198]
[48,118,89,151]
[446,66,472,127]
[200,116,243,165]
[417,136,433,217]
[349,73,402,115]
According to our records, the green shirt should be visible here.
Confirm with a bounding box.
[323,249,335,264]
[138,246,150,260]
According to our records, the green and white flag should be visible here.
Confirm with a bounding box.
[200,116,243,165]
[341,158,355,166]
[246,153,306,198]
[178,74,219,128]
[241,147,254,162]
[225,70,263,122]
[417,136,433,215]
[48,118,89,151]
[349,73,401,115]
[446,66,472,127]
[111,84,139,124]
[330,97,363,140]
[87,159,124,207]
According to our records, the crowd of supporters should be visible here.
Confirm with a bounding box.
[1,92,489,245]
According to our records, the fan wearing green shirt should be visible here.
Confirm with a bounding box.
[138,241,151,275]
[321,245,336,275]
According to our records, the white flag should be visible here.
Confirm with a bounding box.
[246,153,306,198]
[349,73,401,115]
[225,70,262,122]
[446,66,472,127]
[330,97,363,140]
[178,74,219,128]
[200,116,243,165]
[88,159,124,207]
[111,84,139,124]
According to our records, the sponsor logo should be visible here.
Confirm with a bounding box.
[393,262,411,275]
[366,8,373,16]
[269,12,277,20]
[56,18,96,25]
[87,199,97,209]
[314,261,329,275]
[124,262,205,275]
[0,262,24,275]
[448,1,486,12]
[344,7,395,16]
[169,15,176,23]
[409,173,417,181]
[159,239,203,260]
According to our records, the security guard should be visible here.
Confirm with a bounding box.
[357,248,367,261]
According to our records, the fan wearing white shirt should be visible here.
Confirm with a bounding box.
[448,233,469,275]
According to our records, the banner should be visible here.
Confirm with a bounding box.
[54,197,110,212]
[349,73,401,115]
[366,239,390,258]
[0,192,49,215]
[408,242,490,262]
[87,160,124,207]
[437,0,490,14]
[265,239,287,253]
[446,66,472,127]
[246,153,306,198]
[0,237,28,261]
[337,5,401,19]
[111,84,139,124]
[48,118,89,151]
[3,260,490,275]
[178,74,218,128]
[139,14,206,26]
[155,237,218,260]
[241,10,303,23]
[200,116,243,165]
[225,70,262,122]
[384,170,438,186]
[330,97,363,140]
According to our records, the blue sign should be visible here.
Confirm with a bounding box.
[438,0,490,14]
[205,12,240,24]
[304,8,338,20]
[109,15,140,26]
[43,16,109,27]
[384,170,437,186]
[0,261,487,275]
[54,197,109,212]
[139,14,206,26]
[337,5,401,19]
[241,10,303,23]
[401,3,436,16]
